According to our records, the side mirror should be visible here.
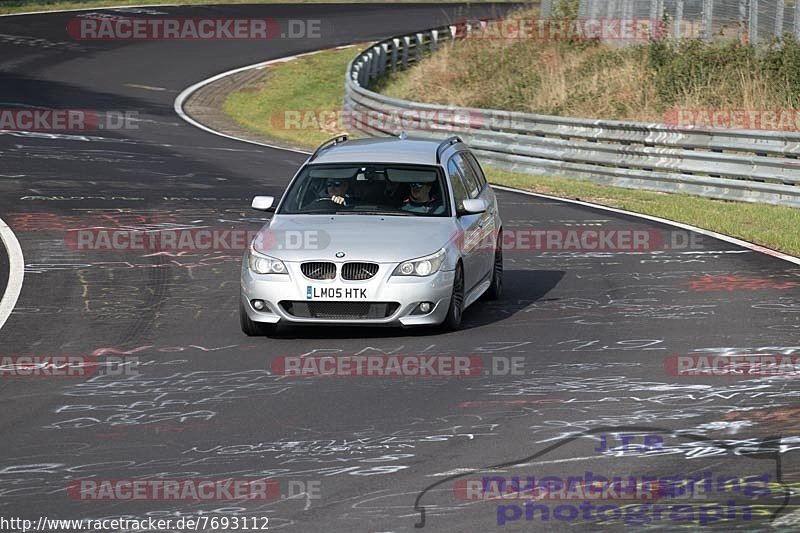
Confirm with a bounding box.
[461,198,489,215]
[251,195,275,211]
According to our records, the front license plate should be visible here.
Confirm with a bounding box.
[306,285,369,300]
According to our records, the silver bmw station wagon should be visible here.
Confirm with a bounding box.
[240,135,503,336]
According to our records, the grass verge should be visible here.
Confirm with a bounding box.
[221,46,800,256]
[490,168,800,256]
[0,0,509,16]
[223,47,355,149]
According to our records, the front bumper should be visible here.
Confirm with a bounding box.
[240,260,454,327]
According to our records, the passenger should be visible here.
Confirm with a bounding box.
[400,182,444,214]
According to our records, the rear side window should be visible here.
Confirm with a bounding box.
[450,153,481,198]
[447,158,469,212]
[464,152,487,188]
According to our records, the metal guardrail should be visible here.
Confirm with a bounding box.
[343,23,800,208]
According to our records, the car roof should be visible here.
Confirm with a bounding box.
[309,137,455,166]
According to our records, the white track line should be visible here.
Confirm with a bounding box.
[492,185,800,266]
[0,216,24,331]
[174,47,800,268]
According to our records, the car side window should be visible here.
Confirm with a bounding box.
[451,153,481,199]
[464,152,487,189]
[447,158,469,213]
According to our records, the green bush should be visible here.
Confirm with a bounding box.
[378,6,800,121]
[552,0,580,20]
[645,36,800,109]
[647,39,757,106]
[762,35,800,107]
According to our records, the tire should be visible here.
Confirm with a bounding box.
[442,263,465,331]
[240,300,276,337]
[484,230,503,301]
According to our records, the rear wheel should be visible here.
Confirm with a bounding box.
[240,300,276,337]
[485,230,503,300]
[442,263,464,331]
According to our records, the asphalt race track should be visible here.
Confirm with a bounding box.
[1,3,800,532]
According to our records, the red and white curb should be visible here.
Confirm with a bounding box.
[174,44,358,155]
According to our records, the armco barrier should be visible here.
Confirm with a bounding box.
[343,22,800,207]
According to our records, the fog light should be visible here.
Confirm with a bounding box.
[419,302,432,313]
[252,299,266,311]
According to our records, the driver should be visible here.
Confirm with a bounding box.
[323,179,352,206]
[400,182,444,214]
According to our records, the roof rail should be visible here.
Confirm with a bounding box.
[309,134,349,162]
[435,136,462,164]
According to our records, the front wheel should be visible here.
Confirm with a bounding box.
[240,300,276,337]
[442,263,464,331]
[484,231,503,300]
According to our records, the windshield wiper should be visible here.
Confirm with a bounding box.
[337,210,414,216]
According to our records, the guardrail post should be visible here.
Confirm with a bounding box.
[622,0,635,42]
[430,30,438,52]
[414,33,424,62]
[390,38,399,70]
[738,0,748,42]
[776,0,785,38]
[401,36,410,68]
[796,1,800,39]
[447,24,457,40]
[362,52,372,85]
[370,46,381,80]
[749,0,759,45]
[540,0,553,18]
[701,0,714,41]
[359,62,367,87]
[606,0,618,19]
[584,0,600,19]
[648,0,664,39]
[674,0,684,39]
[377,43,389,76]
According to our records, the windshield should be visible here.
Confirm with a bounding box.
[277,163,451,216]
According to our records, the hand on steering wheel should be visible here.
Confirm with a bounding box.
[311,196,348,207]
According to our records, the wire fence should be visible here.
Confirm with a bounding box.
[540,0,800,44]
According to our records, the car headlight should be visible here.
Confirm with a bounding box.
[248,249,288,275]
[393,248,446,277]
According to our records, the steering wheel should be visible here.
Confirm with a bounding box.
[308,197,348,208]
